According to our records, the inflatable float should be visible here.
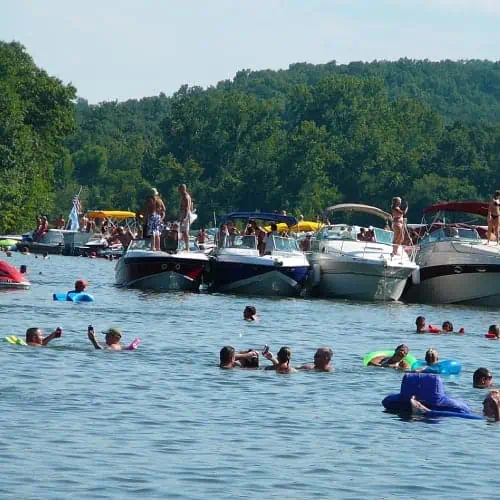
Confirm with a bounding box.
[383,373,474,416]
[53,292,95,302]
[363,350,417,367]
[0,261,30,290]
[411,359,461,375]
[124,338,141,351]
[3,335,27,346]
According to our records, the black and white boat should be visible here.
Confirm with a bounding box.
[209,212,310,296]
[115,231,208,291]
[403,201,500,306]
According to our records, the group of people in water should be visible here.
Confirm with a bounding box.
[415,316,465,334]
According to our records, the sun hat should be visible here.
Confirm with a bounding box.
[102,327,122,339]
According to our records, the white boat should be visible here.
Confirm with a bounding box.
[403,201,500,306]
[209,212,310,296]
[308,204,419,301]
[115,235,208,291]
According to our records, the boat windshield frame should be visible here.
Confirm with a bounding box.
[419,226,482,245]
[316,224,393,246]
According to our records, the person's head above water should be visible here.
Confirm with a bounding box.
[488,325,500,338]
[425,348,439,365]
[483,390,500,421]
[394,344,409,360]
[474,367,493,389]
[75,279,88,292]
[25,327,43,345]
[102,327,122,346]
[314,347,333,370]
[415,316,426,331]
[238,349,259,368]
[219,346,236,367]
[277,346,292,365]
[442,321,453,332]
[243,306,257,321]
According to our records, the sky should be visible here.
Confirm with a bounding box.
[1,0,499,103]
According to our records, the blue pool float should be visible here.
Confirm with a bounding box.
[383,373,473,415]
[421,410,482,420]
[53,292,95,303]
[411,359,461,375]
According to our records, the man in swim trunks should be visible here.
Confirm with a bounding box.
[368,344,411,370]
[473,367,493,389]
[87,326,123,351]
[178,184,192,252]
[298,347,334,372]
[26,327,62,347]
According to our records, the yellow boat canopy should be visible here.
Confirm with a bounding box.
[87,210,136,220]
[264,221,323,233]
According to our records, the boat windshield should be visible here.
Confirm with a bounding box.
[219,235,258,249]
[317,225,393,245]
[271,236,299,252]
[420,227,481,245]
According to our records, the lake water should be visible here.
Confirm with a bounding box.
[1,252,499,499]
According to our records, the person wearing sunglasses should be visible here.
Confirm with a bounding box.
[473,368,494,389]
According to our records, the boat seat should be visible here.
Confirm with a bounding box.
[161,230,179,254]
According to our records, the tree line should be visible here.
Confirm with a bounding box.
[1,40,499,233]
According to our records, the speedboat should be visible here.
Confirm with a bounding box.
[308,204,419,301]
[403,201,500,306]
[16,229,65,255]
[115,231,208,291]
[209,212,310,296]
[0,261,30,290]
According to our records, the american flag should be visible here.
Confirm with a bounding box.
[72,196,82,215]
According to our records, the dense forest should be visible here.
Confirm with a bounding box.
[1,40,499,233]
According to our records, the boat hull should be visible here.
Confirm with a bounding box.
[310,254,414,301]
[210,258,310,297]
[115,251,208,292]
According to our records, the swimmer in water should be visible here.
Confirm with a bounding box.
[298,347,334,372]
[368,344,411,370]
[413,348,439,373]
[67,279,89,297]
[87,326,123,351]
[473,367,493,389]
[487,325,500,339]
[415,316,440,333]
[243,306,258,321]
[442,321,453,333]
[238,349,260,369]
[263,346,297,373]
[219,346,259,369]
[25,327,62,347]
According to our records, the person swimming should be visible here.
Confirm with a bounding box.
[442,321,453,333]
[487,325,500,339]
[368,344,411,370]
[413,348,439,373]
[298,347,334,372]
[415,316,440,333]
[263,346,297,373]
[87,326,124,351]
[219,346,259,369]
[473,367,494,389]
[25,327,62,347]
[243,306,258,321]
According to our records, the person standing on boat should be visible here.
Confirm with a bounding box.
[145,188,165,251]
[487,191,500,244]
[178,184,192,252]
[391,197,408,256]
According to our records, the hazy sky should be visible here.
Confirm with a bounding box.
[2,0,498,103]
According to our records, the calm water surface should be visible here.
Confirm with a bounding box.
[1,253,499,499]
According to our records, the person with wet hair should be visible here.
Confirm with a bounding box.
[483,390,500,420]
[238,350,260,369]
[263,346,297,373]
[442,321,453,333]
[413,348,439,373]
[26,327,62,347]
[243,306,258,321]
[487,325,500,339]
[219,346,258,369]
[299,347,334,372]
[473,368,493,389]
[368,344,411,370]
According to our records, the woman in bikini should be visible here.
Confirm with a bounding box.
[391,197,408,256]
[487,191,500,244]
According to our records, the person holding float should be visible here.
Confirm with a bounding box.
[87,326,140,351]
[365,344,414,370]
[485,325,500,339]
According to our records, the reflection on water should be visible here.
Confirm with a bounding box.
[1,253,500,499]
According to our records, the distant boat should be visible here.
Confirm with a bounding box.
[0,260,30,290]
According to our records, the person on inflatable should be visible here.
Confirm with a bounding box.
[263,346,297,373]
[67,279,89,298]
[368,344,411,370]
[415,316,440,334]
[219,346,259,369]
[485,325,500,339]
[473,367,494,389]
[298,347,334,372]
[413,348,439,372]
[411,389,500,421]
[88,326,124,351]
[26,327,62,347]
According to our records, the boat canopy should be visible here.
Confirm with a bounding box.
[87,210,136,220]
[264,221,323,233]
[324,204,392,221]
[423,201,488,217]
[220,212,298,226]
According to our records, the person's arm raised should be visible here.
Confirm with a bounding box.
[87,326,102,350]
[43,327,62,346]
